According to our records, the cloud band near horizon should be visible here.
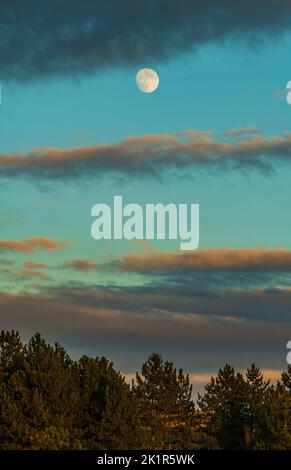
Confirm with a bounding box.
[0,286,289,378]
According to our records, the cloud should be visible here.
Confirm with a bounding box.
[1,0,291,82]
[1,130,291,181]
[45,282,291,324]
[0,258,14,266]
[117,247,291,272]
[0,287,287,347]
[0,287,289,377]
[0,217,23,227]
[223,126,261,137]
[23,261,49,270]
[61,259,99,271]
[3,246,291,314]
[107,247,291,291]
[1,267,50,281]
[18,269,50,280]
[0,237,67,253]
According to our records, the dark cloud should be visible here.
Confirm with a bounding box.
[45,282,291,324]
[1,0,291,82]
[1,130,291,181]
[0,286,289,380]
[1,273,290,375]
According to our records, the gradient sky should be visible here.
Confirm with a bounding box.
[1,0,291,393]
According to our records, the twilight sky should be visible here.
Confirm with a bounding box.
[1,0,291,392]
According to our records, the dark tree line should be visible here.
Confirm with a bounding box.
[0,330,290,450]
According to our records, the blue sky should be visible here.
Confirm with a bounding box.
[1,36,291,256]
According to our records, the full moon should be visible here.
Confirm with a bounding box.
[136,68,159,93]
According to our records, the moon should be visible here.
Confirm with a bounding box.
[136,68,159,93]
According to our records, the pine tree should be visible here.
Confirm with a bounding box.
[243,364,291,449]
[244,363,270,448]
[263,381,291,449]
[197,364,248,449]
[0,330,27,448]
[133,353,193,449]
[74,355,143,449]
[282,365,291,392]
[1,330,290,450]
[197,363,291,450]
[0,331,81,449]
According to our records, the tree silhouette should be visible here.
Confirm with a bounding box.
[74,355,142,449]
[0,331,290,450]
[133,353,193,449]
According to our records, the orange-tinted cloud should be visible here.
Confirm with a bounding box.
[0,237,67,254]
[118,247,291,272]
[223,126,261,137]
[24,261,49,269]
[1,130,291,181]
[61,259,99,271]
[18,269,50,280]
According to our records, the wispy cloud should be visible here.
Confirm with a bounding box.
[17,269,50,280]
[56,247,291,292]
[0,237,67,253]
[60,259,99,272]
[117,247,291,272]
[223,126,261,137]
[1,267,50,281]
[23,261,49,270]
[1,130,291,181]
